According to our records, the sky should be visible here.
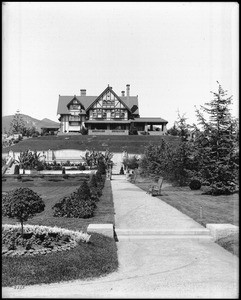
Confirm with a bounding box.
[2,2,239,128]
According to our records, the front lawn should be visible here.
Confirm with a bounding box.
[2,175,118,286]
[134,175,239,256]
[134,176,238,226]
[2,233,118,287]
[2,175,115,231]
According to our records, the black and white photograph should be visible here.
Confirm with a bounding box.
[2,2,239,298]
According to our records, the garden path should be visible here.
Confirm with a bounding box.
[2,175,238,298]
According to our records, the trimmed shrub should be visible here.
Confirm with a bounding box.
[97,160,106,175]
[62,167,66,174]
[14,165,20,175]
[120,166,124,174]
[52,181,96,218]
[37,165,44,171]
[17,175,22,180]
[95,171,105,189]
[80,127,88,135]
[79,164,86,170]
[189,179,201,190]
[89,174,101,200]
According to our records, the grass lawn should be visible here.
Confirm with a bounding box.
[2,175,118,286]
[134,175,239,256]
[2,233,118,287]
[2,175,115,231]
[2,135,181,154]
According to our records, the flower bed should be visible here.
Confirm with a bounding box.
[2,224,91,257]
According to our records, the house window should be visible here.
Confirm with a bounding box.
[93,109,103,118]
[70,104,80,110]
[114,109,123,118]
[69,116,80,121]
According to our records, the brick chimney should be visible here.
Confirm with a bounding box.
[121,91,125,97]
[80,89,86,96]
[126,84,130,97]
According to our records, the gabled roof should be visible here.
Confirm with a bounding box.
[57,87,139,115]
[85,86,131,113]
[57,96,96,115]
[119,96,139,115]
[66,96,85,109]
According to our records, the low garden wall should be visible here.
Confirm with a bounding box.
[19,169,96,175]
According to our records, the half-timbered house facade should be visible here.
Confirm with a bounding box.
[57,85,168,135]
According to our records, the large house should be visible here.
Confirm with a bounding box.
[57,85,168,135]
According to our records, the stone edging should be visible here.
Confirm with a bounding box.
[206,223,239,241]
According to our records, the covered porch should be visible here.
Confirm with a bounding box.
[132,117,168,135]
[85,120,130,135]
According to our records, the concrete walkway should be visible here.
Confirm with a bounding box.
[2,175,239,298]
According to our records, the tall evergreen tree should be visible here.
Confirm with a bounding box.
[9,110,26,135]
[194,82,238,195]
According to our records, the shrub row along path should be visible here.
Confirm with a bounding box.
[3,175,238,298]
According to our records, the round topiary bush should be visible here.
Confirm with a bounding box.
[2,188,45,237]
[189,179,201,190]
[120,166,124,174]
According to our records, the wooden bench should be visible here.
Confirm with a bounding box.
[147,177,163,196]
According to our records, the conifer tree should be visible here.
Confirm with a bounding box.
[194,82,238,195]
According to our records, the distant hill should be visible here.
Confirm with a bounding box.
[2,114,60,133]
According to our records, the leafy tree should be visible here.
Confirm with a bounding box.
[194,82,238,194]
[167,123,179,136]
[9,110,26,135]
[122,155,139,170]
[2,188,45,237]
[83,149,113,170]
